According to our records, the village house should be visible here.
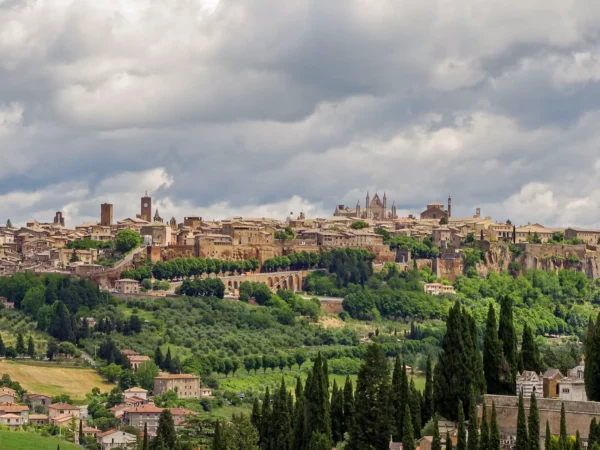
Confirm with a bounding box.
[127,355,151,371]
[153,374,201,399]
[83,427,101,439]
[565,228,600,246]
[28,414,49,427]
[199,388,214,398]
[114,279,140,294]
[0,297,14,309]
[516,371,543,398]
[0,413,22,429]
[48,402,81,420]
[97,429,138,450]
[424,283,456,296]
[122,404,164,434]
[0,402,29,423]
[123,387,148,400]
[24,393,52,412]
[0,387,17,403]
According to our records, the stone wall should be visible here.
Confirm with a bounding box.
[481,395,600,439]
[160,245,194,261]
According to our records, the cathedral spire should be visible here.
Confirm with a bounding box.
[366,191,370,208]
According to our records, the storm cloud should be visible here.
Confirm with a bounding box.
[2,0,600,227]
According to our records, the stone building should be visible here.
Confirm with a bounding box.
[420,198,451,221]
[559,361,587,401]
[153,374,201,399]
[565,228,600,246]
[333,192,397,220]
[140,222,172,247]
[114,279,140,294]
[543,369,562,399]
[139,193,152,223]
[101,203,113,226]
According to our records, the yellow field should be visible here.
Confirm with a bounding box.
[0,360,114,401]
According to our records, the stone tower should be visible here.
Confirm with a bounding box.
[391,201,397,219]
[154,209,163,223]
[383,192,387,218]
[356,200,361,218]
[365,191,370,209]
[101,203,113,226]
[140,192,152,222]
[53,211,65,227]
[448,196,452,218]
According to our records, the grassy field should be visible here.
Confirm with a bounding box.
[0,360,114,401]
[0,430,80,450]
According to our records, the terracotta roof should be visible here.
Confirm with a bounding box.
[52,413,74,423]
[125,397,147,404]
[0,403,29,413]
[124,404,164,414]
[83,426,100,432]
[29,414,49,420]
[154,374,199,380]
[168,408,197,416]
[98,429,118,438]
[0,413,21,419]
[124,387,148,393]
[49,402,79,410]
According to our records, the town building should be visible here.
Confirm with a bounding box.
[28,414,49,427]
[559,361,587,401]
[153,374,201,399]
[0,403,29,423]
[565,228,600,246]
[48,402,80,420]
[127,355,151,371]
[123,387,148,401]
[420,198,451,221]
[0,413,22,428]
[114,279,140,294]
[123,404,163,434]
[0,387,17,403]
[424,283,456,296]
[98,429,138,450]
[333,192,398,220]
[543,369,562,399]
[101,203,114,227]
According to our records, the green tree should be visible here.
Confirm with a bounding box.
[309,432,331,450]
[498,295,517,394]
[271,379,291,450]
[260,387,272,450]
[222,414,260,450]
[331,379,344,444]
[391,357,408,441]
[343,375,355,436]
[164,347,173,373]
[467,391,478,450]
[348,345,392,450]
[27,335,35,358]
[213,420,223,450]
[585,316,600,401]
[479,401,489,450]
[78,419,83,444]
[0,335,5,357]
[490,402,501,450]
[22,285,46,316]
[574,431,582,450]
[350,221,369,230]
[520,324,542,373]
[70,249,79,263]
[116,229,142,253]
[409,378,422,438]
[457,401,466,450]
[432,414,441,450]
[143,422,149,450]
[516,392,528,450]
[153,409,178,450]
[545,421,552,450]
[559,403,567,450]
[305,354,331,445]
[403,404,415,450]
[291,378,306,450]
[446,432,453,450]
[483,303,503,394]
[422,356,434,425]
[135,361,160,391]
[6,219,12,228]
[16,333,25,356]
[529,392,540,450]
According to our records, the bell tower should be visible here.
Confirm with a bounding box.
[140,192,152,222]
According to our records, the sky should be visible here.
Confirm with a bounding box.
[2,0,600,227]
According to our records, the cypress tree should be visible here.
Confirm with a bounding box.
[515,392,528,450]
[434,303,484,420]
[585,316,600,401]
[16,333,25,356]
[308,432,330,450]
[467,391,478,450]
[343,375,355,436]
[574,430,582,450]
[260,387,272,450]
[271,378,291,450]
[520,324,542,373]
[483,303,503,394]
[291,379,306,450]
[330,379,344,444]
[348,344,392,450]
[0,335,5,357]
[559,403,567,450]
[403,404,415,450]
[212,420,223,450]
[27,336,35,358]
[251,397,262,432]
[432,414,441,450]
[391,356,404,440]
[446,432,453,450]
[423,356,434,425]
[498,295,517,394]
[545,421,551,450]
[155,409,177,449]
[457,401,466,450]
[143,422,148,450]
[410,378,422,438]
[163,347,173,373]
[154,346,164,369]
[479,401,489,450]
[305,354,331,445]
[590,418,598,447]
[78,420,83,444]
[490,402,501,450]
[528,392,540,450]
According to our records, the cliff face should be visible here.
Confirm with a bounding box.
[472,242,600,279]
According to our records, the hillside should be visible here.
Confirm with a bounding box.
[0,431,80,450]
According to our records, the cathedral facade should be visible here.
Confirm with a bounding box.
[333,192,397,220]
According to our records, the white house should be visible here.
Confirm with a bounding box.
[97,430,138,450]
[516,371,543,398]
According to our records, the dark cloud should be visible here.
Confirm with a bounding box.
[2,0,600,227]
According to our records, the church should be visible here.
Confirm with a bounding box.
[333,192,398,220]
